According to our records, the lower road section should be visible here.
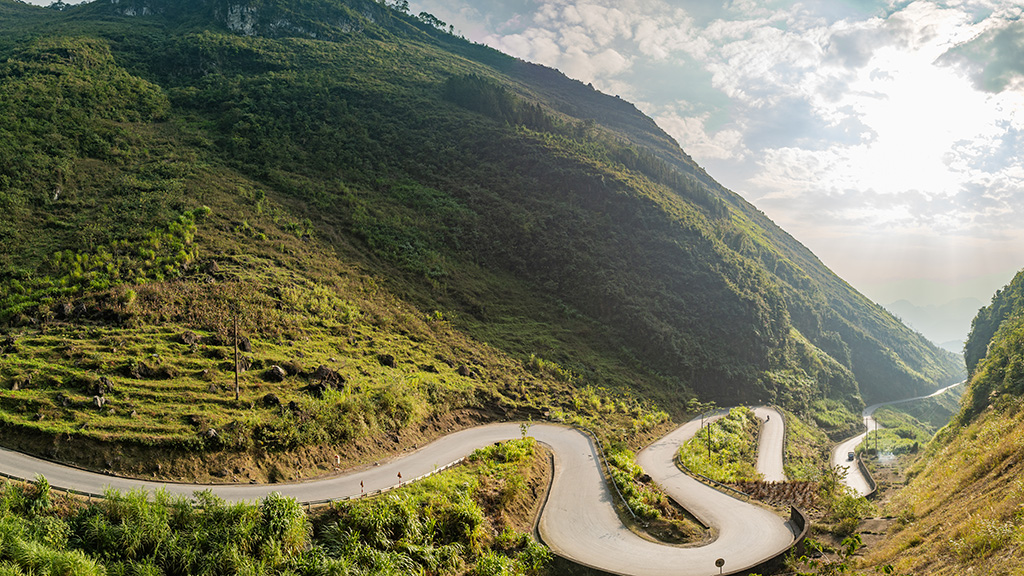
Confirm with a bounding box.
[832,381,966,495]
[0,410,798,576]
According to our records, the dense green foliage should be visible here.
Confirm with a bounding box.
[964,269,1024,376]
[0,0,959,452]
[677,407,761,482]
[958,270,1024,422]
[0,439,550,576]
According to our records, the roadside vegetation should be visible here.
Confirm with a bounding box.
[781,408,832,481]
[856,408,933,459]
[0,439,553,576]
[604,444,706,544]
[677,407,762,483]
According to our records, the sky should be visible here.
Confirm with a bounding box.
[22,1,1024,316]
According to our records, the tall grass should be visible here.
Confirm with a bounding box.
[0,438,551,576]
[677,407,762,482]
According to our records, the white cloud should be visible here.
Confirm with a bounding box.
[656,110,749,161]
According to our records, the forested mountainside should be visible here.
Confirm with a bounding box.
[963,269,1024,378]
[866,268,1024,575]
[0,0,960,467]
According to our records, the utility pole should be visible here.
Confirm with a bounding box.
[233,314,239,402]
[707,421,712,462]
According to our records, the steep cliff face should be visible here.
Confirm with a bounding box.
[97,0,384,39]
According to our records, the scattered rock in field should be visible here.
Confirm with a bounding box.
[212,468,230,478]
[457,364,472,377]
[92,395,106,409]
[154,365,176,379]
[205,428,218,439]
[261,393,281,407]
[281,359,304,376]
[2,335,18,354]
[237,336,252,353]
[265,365,287,382]
[419,364,438,373]
[312,365,342,387]
[180,331,202,346]
[56,393,70,407]
[236,356,252,372]
[127,360,154,379]
[287,400,299,412]
[639,473,652,484]
[378,354,396,368]
[304,382,328,399]
[207,383,220,394]
[92,376,115,396]
[130,410,138,419]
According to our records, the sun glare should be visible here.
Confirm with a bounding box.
[837,44,999,198]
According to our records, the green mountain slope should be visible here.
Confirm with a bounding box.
[963,269,1024,376]
[866,269,1024,575]
[0,0,960,465]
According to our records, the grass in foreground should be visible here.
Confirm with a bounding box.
[866,398,1024,575]
[0,438,552,576]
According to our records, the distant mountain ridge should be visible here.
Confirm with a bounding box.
[886,297,982,353]
[0,0,961,445]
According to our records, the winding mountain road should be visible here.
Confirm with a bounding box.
[831,380,966,495]
[0,408,797,576]
[754,406,786,483]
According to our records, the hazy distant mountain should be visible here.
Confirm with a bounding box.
[886,298,983,353]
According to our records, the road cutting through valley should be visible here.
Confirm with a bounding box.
[1,407,799,576]
[832,380,966,496]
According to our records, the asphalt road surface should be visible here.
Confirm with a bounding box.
[0,410,797,576]
[754,406,786,483]
[831,380,966,495]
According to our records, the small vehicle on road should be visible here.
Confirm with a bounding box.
[847,451,855,461]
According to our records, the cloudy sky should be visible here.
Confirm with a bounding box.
[23,1,1024,318]
[394,0,1024,312]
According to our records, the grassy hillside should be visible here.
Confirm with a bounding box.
[0,0,960,472]
[862,269,1024,574]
